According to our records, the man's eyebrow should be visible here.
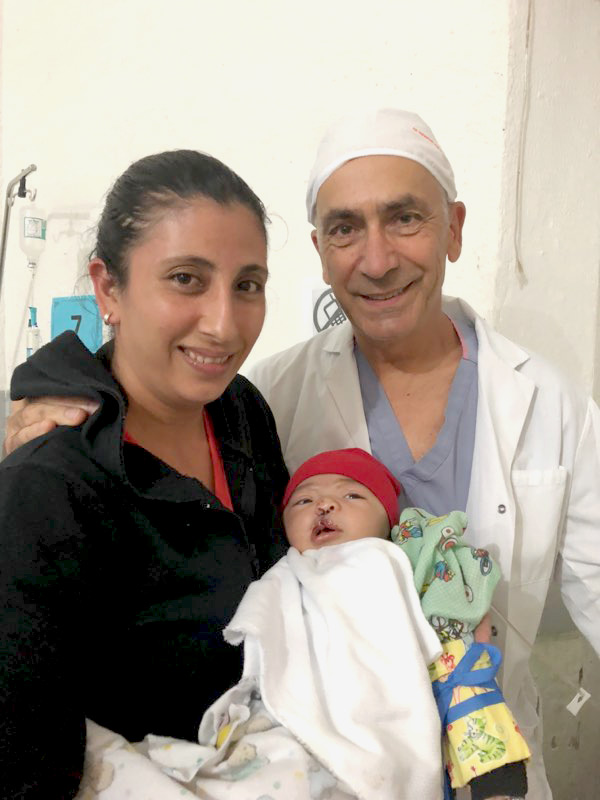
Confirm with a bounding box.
[379,194,432,215]
[320,194,432,231]
[319,208,363,232]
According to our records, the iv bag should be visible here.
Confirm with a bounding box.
[20,203,47,266]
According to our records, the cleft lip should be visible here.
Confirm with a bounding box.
[312,517,341,538]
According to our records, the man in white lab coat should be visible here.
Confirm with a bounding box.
[247,110,600,799]
[5,110,600,799]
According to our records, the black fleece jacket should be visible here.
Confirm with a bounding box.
[0,332,288,799]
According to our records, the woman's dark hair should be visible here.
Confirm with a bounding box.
[93,150,268,286]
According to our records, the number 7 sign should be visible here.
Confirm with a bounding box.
[51,295,102,352]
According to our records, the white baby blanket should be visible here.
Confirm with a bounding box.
[221,538,444,800]
[78,539,444,800]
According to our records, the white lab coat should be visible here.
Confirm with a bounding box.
[248,296,600,800]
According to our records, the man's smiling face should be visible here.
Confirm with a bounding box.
[312,155,465,354]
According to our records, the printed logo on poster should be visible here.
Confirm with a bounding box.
[312,288,347,333]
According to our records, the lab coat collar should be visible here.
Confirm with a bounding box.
[321,317,355,355]
[318,322,371,451]
[452,295,536,478]
[318,295,532,371]
[443,295,531,372]
[461,297,537,594]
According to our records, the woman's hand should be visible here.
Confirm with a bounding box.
[3,397,98,456]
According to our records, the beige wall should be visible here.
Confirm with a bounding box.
[0,0,510,375]
[496,0,600,400]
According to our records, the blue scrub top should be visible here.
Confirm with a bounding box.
[355,306,478,516]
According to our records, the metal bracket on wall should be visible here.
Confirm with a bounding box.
[0,165,38,301]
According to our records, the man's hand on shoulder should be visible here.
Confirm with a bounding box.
[3,397,99,457]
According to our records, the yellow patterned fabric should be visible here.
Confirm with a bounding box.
[429,640,531,788]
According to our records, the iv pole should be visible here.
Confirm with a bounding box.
[0,164,37,300]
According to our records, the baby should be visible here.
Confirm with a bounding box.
[281,446,397,552]
[281,448,529,800]
[78,449,528,800]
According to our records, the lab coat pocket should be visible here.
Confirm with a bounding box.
[511,466,568,584]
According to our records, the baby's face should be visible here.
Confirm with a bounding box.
[283,473,390,553]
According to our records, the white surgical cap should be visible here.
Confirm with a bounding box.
[306,108,457,224]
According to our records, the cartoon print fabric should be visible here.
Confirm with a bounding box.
[392,508,500,639]
[392,509,531,788]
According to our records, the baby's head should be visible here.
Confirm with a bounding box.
[282,449,401,553]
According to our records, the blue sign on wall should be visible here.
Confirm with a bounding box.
[51,295,102,352]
